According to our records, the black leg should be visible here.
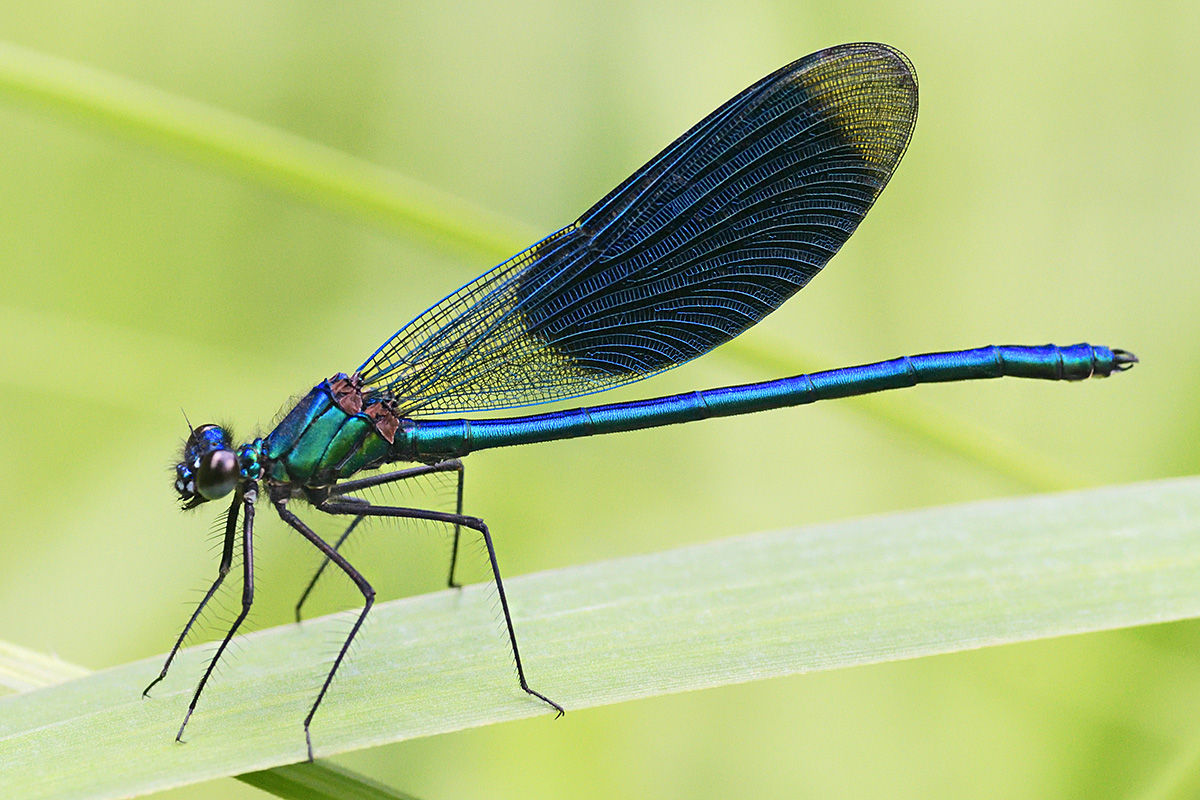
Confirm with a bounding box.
[296,460,465,608]
[144,492,240,697]
[447,462,465,589]
[274,499,375,762]
[328,459,462,496]
[176,482,258,743]
[319,499,563,718]
[294,515,366,622]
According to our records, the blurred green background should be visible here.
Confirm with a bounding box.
[1,1,1198,798]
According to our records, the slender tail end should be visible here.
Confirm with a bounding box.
[1111,349,1138,372]
[1061,344,1138,379]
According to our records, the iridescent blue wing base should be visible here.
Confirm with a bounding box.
[358,43,918,415]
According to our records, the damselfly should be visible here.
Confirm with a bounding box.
[145,42,1135,759]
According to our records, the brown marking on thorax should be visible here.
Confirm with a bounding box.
[365,398,400,444]
[329,373,364,414]
[327,371,400,444]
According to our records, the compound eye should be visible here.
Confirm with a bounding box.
[196,449,238,500]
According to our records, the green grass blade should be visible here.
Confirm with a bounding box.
[237,762,421,800]
[0,636,414,798]
[0,39,536,258]
[0,641,90,693]
[2,476,1199,800]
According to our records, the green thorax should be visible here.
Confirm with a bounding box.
[263,374,402,486]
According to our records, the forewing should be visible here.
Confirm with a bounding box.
[359,43,918,415]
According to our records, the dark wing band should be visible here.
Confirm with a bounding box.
[358,43,918,416]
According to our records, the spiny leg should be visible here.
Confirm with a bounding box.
[176,482,258,743]
[294,515,365,622]
[319,498,563,717]
[446,462,465,589]
[293,460,465,617]
[328,459,463,497]
[335,460,466,587]
[144,492,240,697]
[274,499,375,762]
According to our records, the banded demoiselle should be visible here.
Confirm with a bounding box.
[145,42,1136,759]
